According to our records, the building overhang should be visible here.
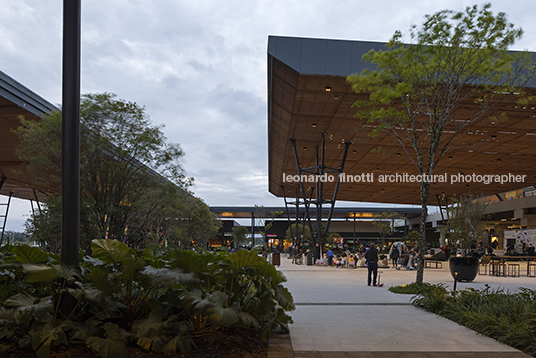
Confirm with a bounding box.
[0,70,59,201]
[268,36,536,206]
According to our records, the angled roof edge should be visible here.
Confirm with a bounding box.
[267,35,536,87]
[0,69,59,117]
[267,35,385,76]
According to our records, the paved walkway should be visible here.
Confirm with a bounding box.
[268,255,535,357]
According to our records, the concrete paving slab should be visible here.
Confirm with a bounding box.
[268,254,535,357]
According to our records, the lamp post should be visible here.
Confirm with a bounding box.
[61,0,81,314]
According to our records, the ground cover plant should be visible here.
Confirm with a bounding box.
[0,240,294,357]
[402,283,536,357]
[388,282,446,295]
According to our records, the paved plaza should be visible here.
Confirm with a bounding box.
[268,255,535,357]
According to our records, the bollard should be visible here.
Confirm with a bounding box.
[453,272,458,292]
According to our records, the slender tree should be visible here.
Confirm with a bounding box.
[372,212,403,248]
[443,194,490,257]
[231,226,249,249]
[14,93,220,249]
[347,3,535,284]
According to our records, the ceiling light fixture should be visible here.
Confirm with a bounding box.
[334,94,339,99]
[312,123,317,128]
[325,86,331,92]
[491,135,497,139]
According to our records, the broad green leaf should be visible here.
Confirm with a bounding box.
[91,239,133,266]
[86,336,127,358]
[170,250,206,275]
[86,322,129,358]
[141,266,196,285]
[29,322,67,358]
[198,291,240,328]
[163,323,194,355]
[229,249,265,270]
[239,311,260,329]
[274,285,295,311]
[12,245,49,264]
[23,264,61,283]
[0,343,12,354]
[64,320,99,342]
[3,291,37,307]
[86,267,122,295]
[132,311,164,339]
[136,336,165,353]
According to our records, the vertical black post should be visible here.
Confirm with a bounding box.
[295,189,299,247]
[61,0,81,267]
[353,213,356,249]
[250,212,255,248]
[33,189,42,213]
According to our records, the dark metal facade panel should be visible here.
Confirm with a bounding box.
[268,36,303,73]
[268,36,387,76]
[325,39,354,76]
[299,38,328,74]
[0,70,58,116]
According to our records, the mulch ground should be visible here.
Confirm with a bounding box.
[5,327,268,358]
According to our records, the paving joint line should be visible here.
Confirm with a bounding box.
[295,302,413,306]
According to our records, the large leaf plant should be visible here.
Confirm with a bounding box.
[0,240,294,357]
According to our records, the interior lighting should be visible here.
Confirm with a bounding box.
[497,159,502,162]
[491,135,497,139]
[325,86,331,92]
[303,146,308,151]
[312,123,317,128]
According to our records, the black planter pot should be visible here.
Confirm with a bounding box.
[449,256,479,282]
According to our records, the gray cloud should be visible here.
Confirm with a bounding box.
[1,0,535,230]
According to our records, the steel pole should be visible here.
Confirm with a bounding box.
[61,0,81,267]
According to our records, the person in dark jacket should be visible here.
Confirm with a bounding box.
[391,246,400,268]
[365,243,379,286]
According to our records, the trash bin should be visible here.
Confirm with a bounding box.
[272,252,281,266]
[306,252,313,266]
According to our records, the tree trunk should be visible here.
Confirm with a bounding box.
[415,181,430,285]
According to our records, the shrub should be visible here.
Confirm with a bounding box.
[0,241,294,357]
[411,285,536,356]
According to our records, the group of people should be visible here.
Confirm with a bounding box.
[325,244,389,286]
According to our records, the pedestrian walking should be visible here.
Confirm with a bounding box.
[326,249,334,266]
[391,245,399,268]
[365,243,379,286]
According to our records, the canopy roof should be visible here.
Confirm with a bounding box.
[0,70,58,201]
[267,36,536,206]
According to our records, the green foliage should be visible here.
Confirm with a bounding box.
[404,230,420,247]
[285,223,311,247]
[372,212,404,247]
[412,285,536,356]
[15,93,220,250]
[231,226,250,248]
[0,241,294,357]
[347,3,535,285]
[389,282,445,295]
[442,194,490,256]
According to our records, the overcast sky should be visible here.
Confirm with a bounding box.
[1,0,535,232]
